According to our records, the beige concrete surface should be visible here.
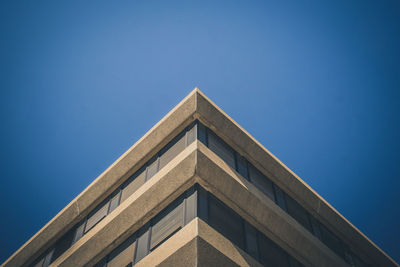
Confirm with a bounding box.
[53,142,198,267]
[2,89,198,267]
[195,142,348,267]
[136,218,261,267]
[3,88,398,267]
[50,141,355,267]
[195,90,398,267]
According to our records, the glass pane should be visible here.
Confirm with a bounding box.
[198,187,208,222]
[352,253,367,267]
[107,236,136,267]
[93,258,107,267]
[236,154,248,179]
[208,196,244,249]
[32,257,45,267]
[285,195,312,232]
[146,157,159,180]
[244,222,259,260]
[135,227,150,264]
[258,234,290,267]
[72,221,85,244]
[51,228,75,262]
[197,122,207,145]
[42,249,54,267]
[319,224,345,258]
[184,187,197,224]
[289,257,305,267]
[120,168,146,203]
[274,185,287,211]
[150,201,184,249]
[159,133,186,170]
[207,131,236,168]
[248,164,275,200]
[108,191,121,214]
[186,124,197,146]
[85,202,109,233]
[309,216,322,241]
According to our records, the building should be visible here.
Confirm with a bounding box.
[3,89,398,267]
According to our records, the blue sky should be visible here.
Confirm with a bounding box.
[1,0,399,264]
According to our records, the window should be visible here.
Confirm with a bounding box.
[197,122,207,145]
[146,157,159,180]
[236,154,248,179]
[51,228,75,263]
[244,222,259,260]
[248,164,275,201]
[150,201,184,249]
[85,202,109,233]
[320,224,345,259]
[285,195,313,232]
[274,184,287,211]
[72,221,85,244]
[94,185,306,267]
[186,123,197,146]
[107,236,136,267]
[32,257,44,267]
[159,133,186,170]
[41,249,54,267]
[108,191,121,214]
[258,234,290,267]
[207,131,236,168]
[120,167,146,203]
[309,216,322,241]
[134,227,150,264]
[184,187,197,224]
[208,195,244,249]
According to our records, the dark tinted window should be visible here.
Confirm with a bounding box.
[244,222,259,260]
[248,164,275,200]
[285,195,312,232]
[197,122,207,145]
[258,234,290,267]
[42,249,54,267]
[309,216,322,241]
[198,187,208,222]
[320,224,345,259]
[72,221,85,244]
[289,257,305,267]
[236,154,248,179]
[32,257,44,267]
[208,196,244,249]
[207,132,236,168]
[274,185,287,211]
[51,228,75,262]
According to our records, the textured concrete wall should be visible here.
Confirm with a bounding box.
[3,89,397,267]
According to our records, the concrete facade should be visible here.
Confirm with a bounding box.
[2,89,398,267]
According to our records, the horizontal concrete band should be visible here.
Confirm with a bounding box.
[47,142,351,267]
[136,218,262,267]
[195,91,397,267]
[4,89,396,267]
[2,91,198,267]
[52,142,198,267]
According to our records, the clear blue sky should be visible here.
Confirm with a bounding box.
[1,0,399,264]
